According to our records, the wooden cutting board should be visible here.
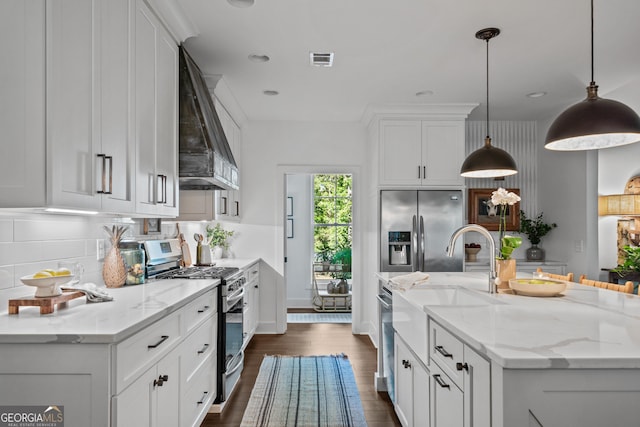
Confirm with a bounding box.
[179,233,192,267]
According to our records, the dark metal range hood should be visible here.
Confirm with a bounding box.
[179,46,239,191]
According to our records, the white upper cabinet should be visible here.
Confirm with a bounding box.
[134,0,179,217]
[0,0,178,217]
[379,119,466,187]
[0,1,46,207]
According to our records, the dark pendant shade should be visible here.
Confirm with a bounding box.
[460,137,518,178]
[545,83,640,150]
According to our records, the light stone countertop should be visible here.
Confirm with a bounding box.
[378,271,640,369]
[0,259,260,344]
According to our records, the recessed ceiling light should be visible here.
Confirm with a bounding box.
[227,0,254,7]
[263,90,279,96]
[526,91,547,98]
[248,54,270,63]
[415,90,434,97]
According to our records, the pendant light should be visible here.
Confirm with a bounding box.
[545,0,640,150]
[460,28,518,178]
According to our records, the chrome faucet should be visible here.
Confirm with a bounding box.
[447,224,497,294]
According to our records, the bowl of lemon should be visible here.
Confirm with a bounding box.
[20,268,74,297]
[508,277,567,297]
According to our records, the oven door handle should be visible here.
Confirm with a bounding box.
[226,351,244,376]
[376,294,391,309]
[226,287,246,309]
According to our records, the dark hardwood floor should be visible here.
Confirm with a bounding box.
[201,323,401,426]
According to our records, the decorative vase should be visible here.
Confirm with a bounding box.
[526,245,545,261]
[102,225,128,288]
[465,247,481,262]
[496,258,516,291]
[212,245,224,260]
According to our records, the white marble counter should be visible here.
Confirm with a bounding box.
[212,257,260,271]
[0,278,219,344]
[382,271,640,369]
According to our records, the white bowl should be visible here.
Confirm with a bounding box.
[20,274,74,297]
[508,278,567,297]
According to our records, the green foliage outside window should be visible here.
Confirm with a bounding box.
[313,174,352,277]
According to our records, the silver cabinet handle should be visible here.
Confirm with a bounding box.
[435,345,453,358]
[197,305,210,313]
[402,359,411,369]
[433,374,450,389]
[417,165,421,179]
[162,175,167,204]
[197,343,209,354]
[456,362,469,371]
[234,201,240,216]
[423,165,426,178]
[154,374,169,387]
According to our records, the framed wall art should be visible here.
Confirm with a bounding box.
[468,188,520,231]
[143,218,162,235]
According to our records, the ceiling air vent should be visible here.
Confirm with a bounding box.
[310,52,334,67]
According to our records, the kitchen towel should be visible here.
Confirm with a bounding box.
[61,283,113,303]
[389,272,430,290]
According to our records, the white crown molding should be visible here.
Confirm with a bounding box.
[361,103,479,126]
[145,0,199,43]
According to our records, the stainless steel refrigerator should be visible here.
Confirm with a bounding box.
[380,189,464,272]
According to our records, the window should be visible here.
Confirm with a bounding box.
[313,174,352,271]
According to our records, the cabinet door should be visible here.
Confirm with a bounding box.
[98,0,135,213]
[134,0,178,217]
[463,346,490,427]
[47,0,102,210]
[215,101,242,221]
[421,121,465,186]
[395,335,413,427]
[413,359,431,427]
[431,362,463,427]
[156,349,180,427]
[379,120,423,186]
[0,1,46,207]
[114,366,155,427]
[134,0,158,215]
[154,24,179,217]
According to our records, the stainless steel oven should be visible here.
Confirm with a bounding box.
[219,273,246,403]
[143,239,246,407]
[377,279,395,403]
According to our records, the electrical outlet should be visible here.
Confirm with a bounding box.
[574,239,584,253]
[97,239,105,261]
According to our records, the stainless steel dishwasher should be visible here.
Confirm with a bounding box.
[376,278,395,403]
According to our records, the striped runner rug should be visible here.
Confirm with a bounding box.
[240,354,368,427]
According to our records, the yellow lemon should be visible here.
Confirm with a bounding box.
[54,268,71,277]
[33,271,53,279]
[44,269,57,274]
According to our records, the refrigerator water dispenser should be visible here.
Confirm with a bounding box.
[388,232,411,266]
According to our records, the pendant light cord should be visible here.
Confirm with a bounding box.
[486,37,490,139]
[590,0,595,84]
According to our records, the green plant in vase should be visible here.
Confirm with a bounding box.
[206,223,234,258]
[519,211,557,261]
[491,188,522,289]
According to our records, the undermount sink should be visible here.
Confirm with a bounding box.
[406,286,503,306]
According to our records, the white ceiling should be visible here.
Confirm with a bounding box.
[176,0,640,122]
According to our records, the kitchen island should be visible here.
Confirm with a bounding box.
[379,271,640,427]
[0,278,220,427]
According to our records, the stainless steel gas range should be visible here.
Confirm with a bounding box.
[143,239,247,407]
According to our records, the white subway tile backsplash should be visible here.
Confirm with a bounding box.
[0,266,14,290]
[15,217,96,241]
[0,220,13,242]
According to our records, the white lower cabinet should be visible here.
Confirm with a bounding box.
[430,361,463,427]
[394,333,430,427]
[243,262,260,345]
[114,348,180,427]
[429,320,491,427]
[111,288,217,427]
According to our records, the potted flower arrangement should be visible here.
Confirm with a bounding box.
[206,223,234,259]
[490,188,523,288]
[519,211,557,261]
[611,245,640,285]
